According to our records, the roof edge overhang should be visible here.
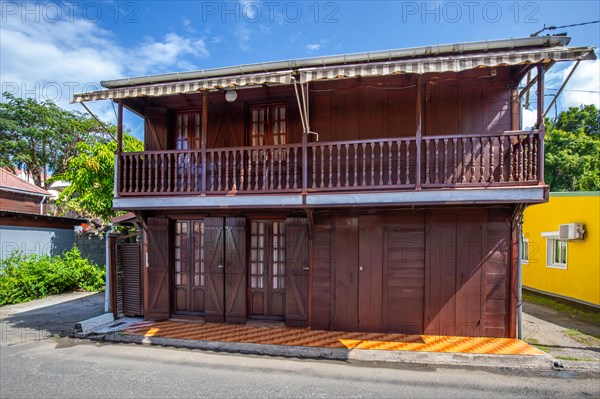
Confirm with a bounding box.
[102,36,572,89]
[72,38,597,104]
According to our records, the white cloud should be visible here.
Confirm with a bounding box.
[306,43,322,52]
[557,59,600,109]
[235,25,253,51]
[239,0,261,20]
[0,4,210,121]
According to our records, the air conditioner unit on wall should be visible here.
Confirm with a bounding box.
[558,223,585,240]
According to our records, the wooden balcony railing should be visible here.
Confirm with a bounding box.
[117,130,542,197]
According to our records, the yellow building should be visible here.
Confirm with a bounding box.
[522,191,600,307]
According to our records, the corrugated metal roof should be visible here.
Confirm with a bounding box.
[72,44,596,103]
[0,168,51,196]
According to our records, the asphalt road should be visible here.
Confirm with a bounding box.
[1,293,599,399]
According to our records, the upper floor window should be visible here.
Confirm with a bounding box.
[249,104,287,146]
[175,112,201,150]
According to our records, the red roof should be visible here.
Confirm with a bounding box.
[0,168,51,196]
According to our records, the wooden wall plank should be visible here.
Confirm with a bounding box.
[331,215,359,331]
[358,214,383,332]
[310,213,332,330]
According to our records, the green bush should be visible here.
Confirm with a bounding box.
[0,247,105,306]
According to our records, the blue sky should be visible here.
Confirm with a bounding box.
[1,0,599,137]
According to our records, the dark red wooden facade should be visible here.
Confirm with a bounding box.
[109,57,559,338]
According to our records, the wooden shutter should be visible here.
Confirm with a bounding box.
[225,217,247,324]
[118,242,143,316]
[204,217,225,322]
[145,217,170,320]
[145,106,168,151]
[285,217,309,327]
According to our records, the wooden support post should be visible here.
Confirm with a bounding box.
[536,64,545,184]
[302,129,308,194]
[116,100,123,197]
[202,92,208,195]
[415,75,422,190]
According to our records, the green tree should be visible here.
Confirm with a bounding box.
[0,92,105,188]
[544,105,600,192]
[547,104,600,137]
[54,134,143,222]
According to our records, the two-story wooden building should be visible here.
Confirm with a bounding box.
[74,36,595,338]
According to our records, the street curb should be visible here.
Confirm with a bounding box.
[89,332,558,371]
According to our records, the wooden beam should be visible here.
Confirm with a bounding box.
[202,92,208,195]
[117,100,123,154]
[415,75,422,190]
[537,64,546,184]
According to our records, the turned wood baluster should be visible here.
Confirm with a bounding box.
[499,136,505,182]
[528,132,534,180]
[434,140,440,184]
[396,141,401,185]
[336,145,341,188]
[319,145,325,189]
[328,145,333,188]
[488,137,494,182]
[370,143,376,186]
[234,151,240,191]
[378,142,384,185]
[344,144,349,188]
[479,137,485,183]
[141,154,146,193]
[293,147,298,189]
[248,149,254,190]
[468,137,474,183]
[354,144,358,187]
[531,136,540,180]
[425,139,430,184]
[215,152,221,192]
[461,138,467,183]
[405,141,410,185]
[508,136,514,182]
[452,138,457,183]
[311,145,319,188]
[517,135,523,181]
[387,141,392,185]
[442,139,448,184]
[362,143,367,187]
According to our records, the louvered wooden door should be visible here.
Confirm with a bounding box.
[117,242,142,316]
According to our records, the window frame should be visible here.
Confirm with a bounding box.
[545,236,568,270]
[521,237,529,265]
[247,102,288,147]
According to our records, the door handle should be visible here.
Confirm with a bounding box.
[359,266,363,271]
[302,266,309,271]
[218,264,224,269]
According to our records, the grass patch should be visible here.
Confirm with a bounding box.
[522,290,600,326]
[524,337,552,353]
[0,247,105,306]
[564,329,600,347]
[555,355,596,362]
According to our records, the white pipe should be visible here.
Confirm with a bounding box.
[39,195,47,215]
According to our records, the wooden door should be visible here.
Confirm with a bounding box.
[145,217,170,320]
[332,216,359,331]
[285,217,308,327]
[204,217,225,322]
[424,213,457,335]
[358,215,383,332]
[173,220,205,314]
[225,217,247,323]
[248,220,286,320]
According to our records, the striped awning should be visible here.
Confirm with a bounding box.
[73,46,595,102]
[299,46,596,83]
[72,71,293,102]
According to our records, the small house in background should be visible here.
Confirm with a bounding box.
[522,191,600,308]
[0,168,85,260]
[74,35,596,338]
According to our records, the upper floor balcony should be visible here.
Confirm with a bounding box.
[115,129,546,209]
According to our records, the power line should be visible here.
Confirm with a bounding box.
[530,20,600,36]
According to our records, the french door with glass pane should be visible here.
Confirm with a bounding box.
[248,220,286,319]
[173,220,205,314]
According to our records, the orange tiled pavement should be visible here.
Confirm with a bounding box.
[124,321,545,356]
